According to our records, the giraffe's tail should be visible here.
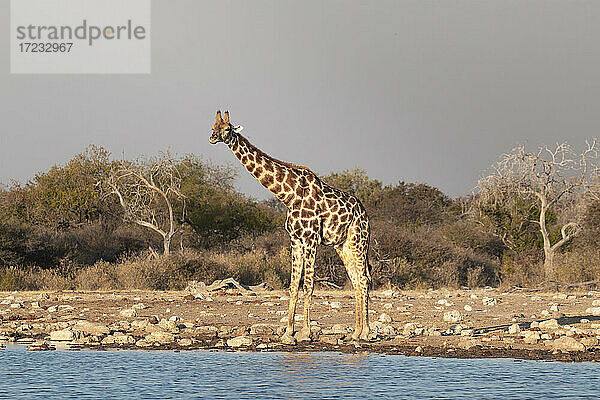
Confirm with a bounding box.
[366,257,372,282]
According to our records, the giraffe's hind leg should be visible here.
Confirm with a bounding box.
[337,216,371,341]
[336,243,369,341]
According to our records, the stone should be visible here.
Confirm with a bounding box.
[322,324,349,335]
[463,305,473,312]
[482,297,497,306]
[415,346,423,353]
[550,304,559,312]
[580,336,598,348]
[196,326,219,337]
[50,329,74,341]
[10,303,23,309]
[168,316,181,322]
[586,307,600,316]
[280,314,303,323]
[227,336,253,348]
[148,316,159,324]
[320,335,341,345]
[522,331,540,344]
[330,302,342,309]
[458,338,481,350]
[136,339,151,347]
[403,323,420,336]
[378,313,392,323]
[508,323,521,334]
[539,319,560,330]
[249,323,277,335]
[380,289,397,298]
[547,336,586,352]
[119,309,137,318]
[592,299,600,306]
[146,331,175,344]
[443,310,463,323]
[74,321,110,337]
[178,338,193,346]
[383,303,393,309]
[113,333,135,345]
[131,320,149,330]
[132,303,147,309]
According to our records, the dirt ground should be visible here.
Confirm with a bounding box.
[2,287,600,362]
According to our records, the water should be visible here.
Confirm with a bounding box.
[1,345,600,400]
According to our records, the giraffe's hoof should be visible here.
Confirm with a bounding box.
[280,333,297,345]
[359,331,371,341]
[295,328,312,343]
[351,330,361,341]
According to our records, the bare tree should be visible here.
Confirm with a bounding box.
[477,139,598,278]
[103,152,185,255]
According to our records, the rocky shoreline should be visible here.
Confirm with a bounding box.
[3,288,600,362]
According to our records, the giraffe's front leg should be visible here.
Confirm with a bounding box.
[281,239,302,345]
[297,244,316,342]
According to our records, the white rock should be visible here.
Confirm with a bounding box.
[322,324,350,335]
[50,329,74,341]
[539,319,560,330]
[378,313,392,323]
[227,336,253,348]
[470,294,478,300]
[146,331,175,344]
[113,333,135,345]
[119,309,137,318]
[330,302,342,309]
[443,310,463,323]
[546,336,586,352]
[75,321,110,336]
[132,303,147,310]
[586,307,600,316]
[508,323,521,334]
[383,303,393,309]
[592,299,600,306]
[381,289,396,298]
[550,304,559,312]
[522,331,540,344]
[482,297,497,306]
[463,305,473,312]
[169,316,181,322]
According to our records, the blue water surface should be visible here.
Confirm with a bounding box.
[1,345,599,399]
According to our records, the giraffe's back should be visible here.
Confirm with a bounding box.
[318,182,369,247]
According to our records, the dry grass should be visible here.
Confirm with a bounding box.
[0,248,292,291]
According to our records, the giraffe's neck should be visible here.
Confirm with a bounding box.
[226,134,301,207]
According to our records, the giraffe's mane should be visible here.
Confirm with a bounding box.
[238,134,317,175]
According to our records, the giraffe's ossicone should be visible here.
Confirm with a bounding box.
[209,110,372,342]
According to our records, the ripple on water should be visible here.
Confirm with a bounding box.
[1,345,600,399]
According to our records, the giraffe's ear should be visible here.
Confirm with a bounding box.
[223,111,230,124]
[232,125,244,133]
[216,110,222,123]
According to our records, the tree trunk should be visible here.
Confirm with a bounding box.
[538,196,554,280]
[543,248,555,280]
[163,234,172,255]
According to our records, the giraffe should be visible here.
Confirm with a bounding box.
[209,110,372,343]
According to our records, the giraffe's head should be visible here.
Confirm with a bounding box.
[209,110,243,144]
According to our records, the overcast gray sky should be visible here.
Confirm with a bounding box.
[2,0,600,199]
